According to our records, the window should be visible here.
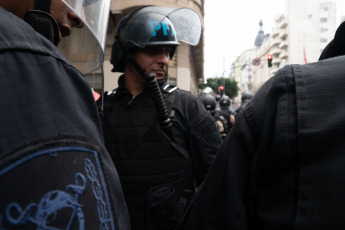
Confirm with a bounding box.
[85,73,102,92]
[320,18,328,22]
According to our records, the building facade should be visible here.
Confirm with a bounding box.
[234,0,340,97]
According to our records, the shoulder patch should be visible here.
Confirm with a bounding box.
[0,140,116,230]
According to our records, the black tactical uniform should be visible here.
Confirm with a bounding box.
[219,95,233,133]
[103,6,222,229]
[103,76,222,230]
[177,56,345,230]
[0,7,130,230]
[200,93,228,138]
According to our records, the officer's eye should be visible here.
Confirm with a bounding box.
[164,48,172,58]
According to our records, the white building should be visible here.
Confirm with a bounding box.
[237,0,340,95]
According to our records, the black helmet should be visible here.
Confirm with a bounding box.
[201,87,215,95]
[241,92,253,102]
[219,95,230,107]
[110,6,201,72]
[215,94,221,102]
[200,94,216,111]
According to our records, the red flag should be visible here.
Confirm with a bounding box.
[91,88,100,101]
[304,47,308,64]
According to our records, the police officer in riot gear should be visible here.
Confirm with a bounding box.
[102,6,222,230]
[200,93,228,138]
[241,92,253,108]
[200,93,217,111]
[216,94,222,102]
[0,0,130,229]
[235,91,253,118]
[201,87,215,96]
[218,95,233,133]
[215,94,222,111]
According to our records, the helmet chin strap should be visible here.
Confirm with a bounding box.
[24,0,60,46]
[34,0,52,13]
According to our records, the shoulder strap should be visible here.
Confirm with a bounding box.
[103,89,117,109]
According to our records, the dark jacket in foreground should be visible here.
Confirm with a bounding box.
[0,7,130,230]
[178,56,345,230]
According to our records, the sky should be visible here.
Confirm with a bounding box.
[203,0,345,79]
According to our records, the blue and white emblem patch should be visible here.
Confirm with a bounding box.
[0,147,115,230]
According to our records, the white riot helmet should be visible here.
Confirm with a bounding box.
[58,0,111,74]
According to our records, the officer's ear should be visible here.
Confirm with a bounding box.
[110,40,125,72]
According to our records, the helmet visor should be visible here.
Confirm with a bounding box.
[58,0,111,74]
[120,6,201,48]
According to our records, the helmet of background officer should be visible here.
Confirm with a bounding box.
[201,87,215,96]
[215,94,221,102]
[241,92,253,103]
[219,95,231,108]
[110,6,202,75]
[200,94,216,111]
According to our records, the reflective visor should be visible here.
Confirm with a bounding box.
[58,0,111,74]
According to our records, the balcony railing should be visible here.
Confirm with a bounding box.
[279,40,288,49]
[279,29,288,39]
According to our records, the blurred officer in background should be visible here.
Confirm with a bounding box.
[219,95,234,133]
[0,0,130,229]
[215,94,222,104]
[234,91,253,118]
[200,93,227,138]
[102,6,222,230]
[200,93,217,111]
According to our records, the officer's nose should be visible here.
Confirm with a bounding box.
[68,10,85,28]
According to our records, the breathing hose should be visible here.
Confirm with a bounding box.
[145,73,172,129]
[128,56,176,142]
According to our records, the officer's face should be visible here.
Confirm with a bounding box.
[133,45,172,79]
[50,0,85,43]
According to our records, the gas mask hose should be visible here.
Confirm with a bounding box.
[146,73,172,129]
